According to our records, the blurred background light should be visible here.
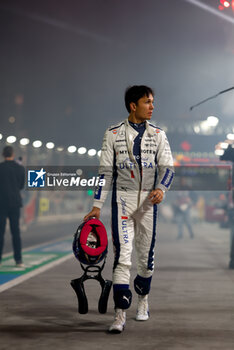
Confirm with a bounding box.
[67,145,77,153]
[193,125,200,134]
[88,149,97,156]
[227,133,234,140]
[215,149,224,156]
[46,142,55,149]
[6,135,17,144]
[8,116,16,124]
[206,116,219,127]
[32,140,42,148]
[20,138,30,146]
[56,146,64,152]
[77,147,87,155]
[220,142,229,149]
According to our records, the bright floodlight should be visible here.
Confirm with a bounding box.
[46,142,55,149]
[88,149,97,156]
[227,133,234,140]
[97,150,102,157]
[67,145,77,153]
[206,116,219,127]
[20,138,30,146]
[77,147,87,155]
[215,149,224,156]
[0,133,2,140]
[32,140,42,148]
[220,142,229,149]
[6,135,17,144]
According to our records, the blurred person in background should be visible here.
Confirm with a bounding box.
[228,199,234,269]
[0,146,25,267]
[174,191,194,239]
[196,195,205,222]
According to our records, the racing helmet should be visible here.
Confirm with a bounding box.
[73,218,108,265]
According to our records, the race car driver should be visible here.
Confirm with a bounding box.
[84,85,174,333]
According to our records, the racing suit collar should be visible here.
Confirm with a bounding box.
[125,119,154,137]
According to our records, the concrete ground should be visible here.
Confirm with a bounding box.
[0,220,234,350]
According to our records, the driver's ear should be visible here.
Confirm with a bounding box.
[130,102,136,112]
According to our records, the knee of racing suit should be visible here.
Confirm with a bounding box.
[134,275,152,296]
[113,284,132,310]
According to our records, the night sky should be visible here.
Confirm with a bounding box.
[0,0,234,151]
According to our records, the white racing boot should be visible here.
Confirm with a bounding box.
[109,308,126,333]
[136,295,149,321]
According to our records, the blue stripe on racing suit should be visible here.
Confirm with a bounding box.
[94,174,105,200]
[161,168,174,188]
[147,204,157,271]
[112,152,120,270]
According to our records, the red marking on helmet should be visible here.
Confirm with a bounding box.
[131,170,135,178]
[121,216,128,220]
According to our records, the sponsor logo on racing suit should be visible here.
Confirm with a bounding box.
[119,157,153,169]
[120,197,129,244]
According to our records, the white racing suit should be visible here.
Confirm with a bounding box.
[93,118,174,309]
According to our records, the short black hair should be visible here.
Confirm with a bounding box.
[125,85,154,113]
[3,146,14,158]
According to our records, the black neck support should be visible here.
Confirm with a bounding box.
[71,258,112,314]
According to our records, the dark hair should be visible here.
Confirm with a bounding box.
[125,85,154,113]
[3,146,14,158]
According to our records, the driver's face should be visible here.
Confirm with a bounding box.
[132,94,154,122]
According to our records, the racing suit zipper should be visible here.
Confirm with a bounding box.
[126,126,142,208]
[129,138,142,208]
[137,174,142,208]
[137,131,146,208]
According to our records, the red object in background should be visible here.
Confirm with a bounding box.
[24,194,36,224]
[219,0,231,9]
[220,0,230,7]
[205,205,226,222]
[223,0,230,7]
[180,141,192,152]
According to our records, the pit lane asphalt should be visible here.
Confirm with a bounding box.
[0,220,234,350]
